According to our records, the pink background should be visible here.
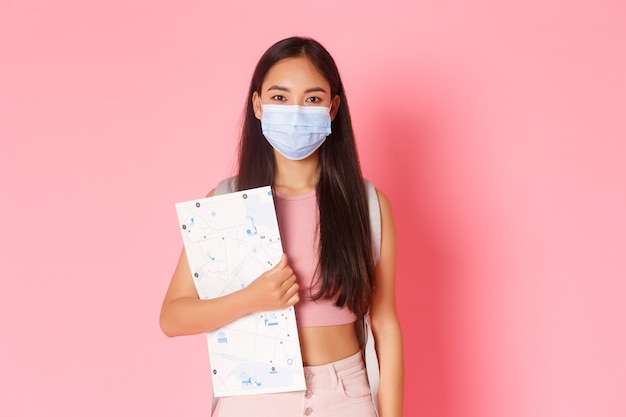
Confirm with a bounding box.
[1,1,625,416]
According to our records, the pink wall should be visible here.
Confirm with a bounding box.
[1,1,625,416]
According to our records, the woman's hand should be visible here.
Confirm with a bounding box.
[161,250,299,337]
[244,254,300,312]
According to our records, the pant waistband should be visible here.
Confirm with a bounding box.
[302,351,364,389]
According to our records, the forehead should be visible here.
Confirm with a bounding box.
[262,57,330,91]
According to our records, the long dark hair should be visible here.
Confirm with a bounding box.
[236,37,375,319]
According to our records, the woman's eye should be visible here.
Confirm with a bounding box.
[306,97,322,103]
[271,95,287,101]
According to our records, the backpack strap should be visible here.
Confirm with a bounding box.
[364,178,381,266]
[214,176,237,195]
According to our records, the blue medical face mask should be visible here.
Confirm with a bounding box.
[260,103,332,160]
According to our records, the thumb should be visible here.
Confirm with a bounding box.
[270,253,287,271]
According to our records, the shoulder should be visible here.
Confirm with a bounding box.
[375,188,393,215]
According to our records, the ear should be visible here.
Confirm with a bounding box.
[330,95,341,121]
[252,91,262,120]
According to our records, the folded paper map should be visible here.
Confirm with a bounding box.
[175,186,305,397]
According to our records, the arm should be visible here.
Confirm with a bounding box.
[159,190,300,337]
[370,189,404,417]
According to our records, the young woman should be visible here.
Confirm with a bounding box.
[160,37,403,417]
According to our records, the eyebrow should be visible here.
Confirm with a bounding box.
[266,85,328,94]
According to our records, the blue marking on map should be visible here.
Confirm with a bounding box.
[240,374,262,388]
[245,216,257,236]
[264,313,279,327]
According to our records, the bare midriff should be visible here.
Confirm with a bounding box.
[298,323,360,366]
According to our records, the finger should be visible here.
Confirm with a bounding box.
[285,291,299,307]
[274,253,287,269]
[279,274,297,289]
[282,281,299,300]
[266,254,287,276]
